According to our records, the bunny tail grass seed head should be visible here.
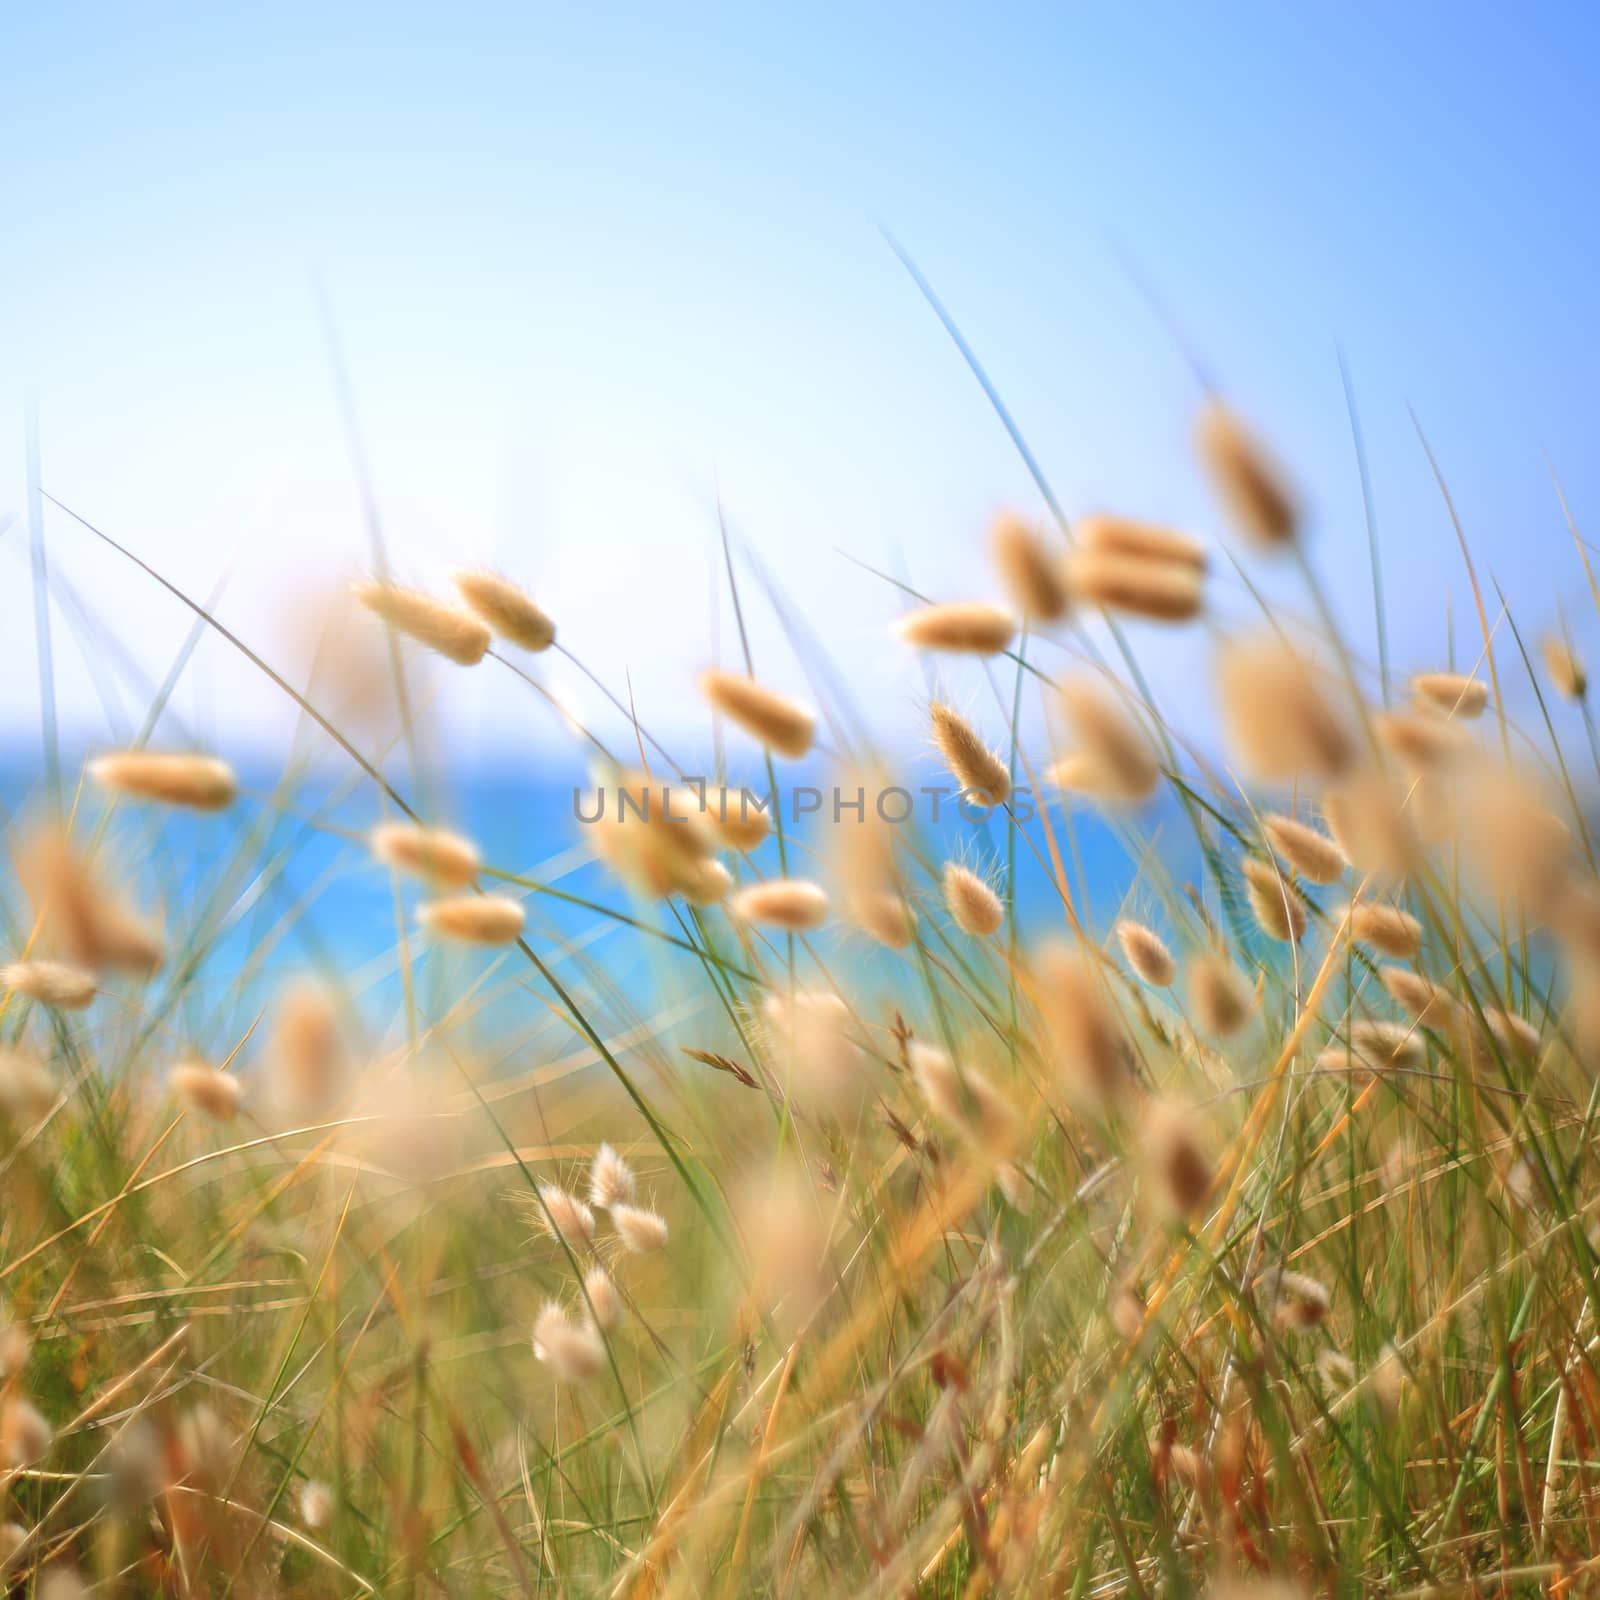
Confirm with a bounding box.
[370,821,482,888]
[532,1302,605,1383]
[1078,515,1208,573]
[696,669,816,758]
[1196,400,1297,547]
[1058,677,1159,804]
[299,1480,334,1532]
[1064,548,1203,622]
[730,879,829,930]
[942,862,1004,937]
[1322,774,1418,882]
[1263,813,1347,885]
[22,830,164,977]
[988,513,1070,622]
[269,979,346,1113]
[1035,944,1135,1106]
[909,1042,1018,1151]
[1380,965,1450,1022]
[1411,671,1488,719]
[1242,857,1305,943]
[1141,1097,1214,1220]
[895,601,1017,655]
[583,1268,625,1333]
[1217,637,1355,783]
[452,569,555,651]
[1376,710,1472,770]
[1,960,96,1010]
[0,1397,52,1468]
[1349,902,1423,960]
[0,1048,56,1121]
[88,751,237,811]
[850,890,916,949]
[610,1203,669,1254]
[1188,950,1253,1036]
[169,1062,244,1122]
[535,1183,596,1247]
[1116,919,1175,987]
[589,1143,637,1209]
[352,581,491,665]
[929,702,1010,809]
[417,893,526,945]
[1544,636,1587,701]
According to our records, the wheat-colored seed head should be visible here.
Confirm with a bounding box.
[352,581,491,665]
[1187,951,1253,1036]
[689,785,771,852]
[909,1042,1018,1152]
[1242,857,1305,942]
[1216,637,1354,782]
[1141,1097,1214,1219]
[21,830,164,977]
[1411,671,1487,719]
[1263,813,1347,885]
[0,1049,56,1121]
[0,1398,52,1468]
[729,879,829,930]
[583,1268,625,1333]
[894,601,1018,655]
[1,961,96,1010]
[268,980,346,1113]
[536,1183,596,1247]
[989,513,1070,622]
[1034,944,1135,1105]
[299,1480,334,1531]
[610,1203,669,1254]
[417,894,526,945]
[1543,636,1587,701]
[452,570,556,652]
[1196,400,1297,547]
[370,822,482,888]
[1348,902,1423,960]
[929,702,1010,809]
[1379,966,1451,1022]
[88,751,237,811]
[532,1302,605,1383]
[1058,678,1159,804]
[169,1062,244,1122]
[1078,515,1208,573]
[1264,1267,1330,1330]
[1376,710,1471,770]
[942,863,1004,937]
[1064,549,1203,622]
[1483,1008,1540,1062]
[1321,774,1417,882]
[1317,1019,1424,1073]
[696,669,816,758]
[850,891,916,949]
[589,1144,637,1210]
[1115,919,1175,986]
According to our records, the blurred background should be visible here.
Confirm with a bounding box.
[1,1,1596,773]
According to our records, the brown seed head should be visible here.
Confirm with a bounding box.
[1216,637,1354,783]
[352,581,491,665]
[729,879,830,930]
[1078,515,1208,573]
[1263,813,1347,885]
[1544,636,1587,701]
[1411,671,1488,719]
[452,570,555,651]
[1188,951,1253,1036]
[988,513,1070,622]
[1116,919,1175,986]
[1,961,96,1011]
[1064,548,1203,622]
[929,702,1010,809]
[1196,400,1297,546]
[696,669,816,758]
[1034,943,1135,1105]
[1058,678,1159,803]
[371,821,482,888]
[169,1062,244,1122]
[417,894,526,945]
[88,751,237,811]
[1348,902,1423,960]
[942,863,1004,937]
[894,601,1017,655]
[1241,857,1305,942]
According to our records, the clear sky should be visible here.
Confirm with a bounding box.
[2,2,1597,772]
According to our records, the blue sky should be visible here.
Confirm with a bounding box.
[2,3,1597,771]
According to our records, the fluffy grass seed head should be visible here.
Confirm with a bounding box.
[942,862,1004,937]
[1196,399,1297,547]
[1262,1267,1331,1330]
[583,1267,625,1333]
[894,601,1017,655]
[1116,918,1175,986]
[535,1183,596,1247]
[696,669,816,758]
[1263,813,1347,884]
[452,569,555,652]
[170,1061,244,1122]
[0,1048,56,1121]
[1544,635,1588,701]
[729,879,830,930]
[22,830,164,976]
[1078,515,1208,573]
[1188,950,1253,1036]
[1035,944,1135,1106]
[849,890,916,949]
[610,1203,669,1254]
[1411,671,1488,719]
[1064,548,1203,622]
[0,1398,52,1468]
[1376,709,1472,770]
[532,1302,605,1383]
[1217,637,1355,783]
[2,960,96,1010]
[909,1042,1019,1152]
[1241,857,1305,943]
[762,990,863,1115]
[1141,1097,1214,1220]
[417,893,526,945]
[589,1143,637,1210]
[1379,965,1450,1022]
[370,821,481,888]
[690,784,771,852]
[268,979,346,1113]
[988,513,1070,622]
[300,1480,335,1531]
[1322,774,1418,882]
[1348,901,1423,960]
[352,580,491,665]
[88,751,237,810]
[1318,1019,1424,1073]
[1057,678,1159,804]
[929,702,1010,809]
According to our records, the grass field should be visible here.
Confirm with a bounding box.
[2,350,1598,1600]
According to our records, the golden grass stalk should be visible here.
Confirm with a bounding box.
[942,863,1004,937]
[1,960,96,1010]
[729,879,830,930]
[1116,918,1175,986]
[1411,671,1488,719]
[370,821,482,888]
[452,570,556,651]
[696,669,816,758]
[894,601,1017,655]
[169,1062,244,1122]
[88,751,237,810]
[352,581,491,665]
[1078,515,1208,572]
[988,513,1070,622]
[1063,548,1203,622]
[1195,399,1297,546]
[1263,813,1347,885]
[1058,677,1159,803]
[417,894,526,944]
[929,702,1009,808]
[1241,857,1305,942]
[1216,637,1354,782]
